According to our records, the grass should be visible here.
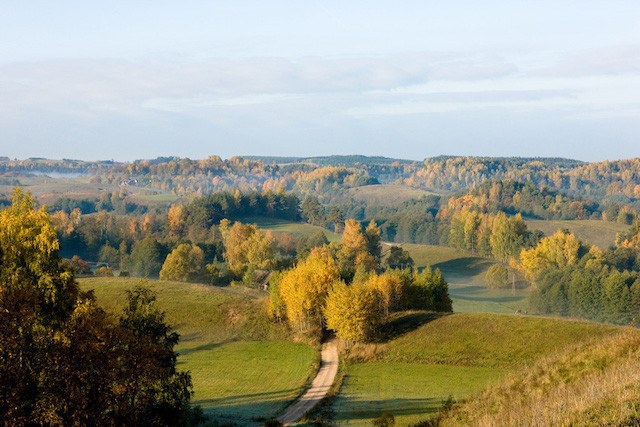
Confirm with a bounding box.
[526,219,628,249]
[395,243,529,314]
[440,329,640,426]
[347,184,437,206]
[330,312,620,425]
[245,216,341,242]
[79,277,317,425]
[332,362,502,426]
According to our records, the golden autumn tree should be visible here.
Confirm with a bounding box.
[519,230,582,281]
[365,270,408,317]
[338,219,376,276]
[324,282,383,344]
[167,204,188,238]
[220,219,276,275]
[279,246,340,335]
[159,243,205,282]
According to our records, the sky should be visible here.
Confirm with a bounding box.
[1,1,639,162]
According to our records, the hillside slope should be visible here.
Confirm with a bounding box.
[440,328,640,426]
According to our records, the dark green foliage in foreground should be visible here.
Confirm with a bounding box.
[0,190,193,426]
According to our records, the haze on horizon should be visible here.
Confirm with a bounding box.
[1,1,639,162]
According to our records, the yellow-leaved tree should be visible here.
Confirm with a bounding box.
[219,219,276,275]
[520,230,582,281]
[279,246,339,335]
[324,281,383,344]
[159,243,205,282]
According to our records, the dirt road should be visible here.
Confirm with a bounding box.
[277,339,339,425]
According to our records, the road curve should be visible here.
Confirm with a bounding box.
[277,338,339,425]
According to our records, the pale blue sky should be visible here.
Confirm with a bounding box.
[1,1,639,161]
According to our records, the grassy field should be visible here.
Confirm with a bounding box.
[526,219,627,249]
[394,243,528,313]
[247,217,341,242]
[347,184,438,206]
[330,312,620,425]
[79,278,316,425]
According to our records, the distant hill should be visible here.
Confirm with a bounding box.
[242,154,418,166]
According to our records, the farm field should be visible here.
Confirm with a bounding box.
[330,312,620,425]
[526,219,627,250]
[79,278,317,425]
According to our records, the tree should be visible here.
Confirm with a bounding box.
[365,220,382,266]
[485,264,509,288]
[301,196,324,226]
[386,245,414,270]
[324,281,382,344]
[408,267,452,312]
[279,246,340,335]
[220,220,276,275]
[159,243,205,282]
[129,237,165,278]
[167,204,188,238]
[0,189,193,425]
[520,231,582,281]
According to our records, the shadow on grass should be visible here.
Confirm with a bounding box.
[376,311,450,343]
[333,396,440,421]
[449,285,525,303]
[195,388,300,424]
[433,257,492,276]
[176,339,236,357]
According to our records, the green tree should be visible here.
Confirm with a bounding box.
[130,237,165,278]
[386,245,414,270]
[0,189,193,425]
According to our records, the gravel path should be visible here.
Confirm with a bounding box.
[277,339,339,425]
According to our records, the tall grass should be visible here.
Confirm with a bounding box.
[440,329,640,426]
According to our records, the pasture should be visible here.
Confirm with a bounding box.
[329,312,620,425]
[79,278,317,425]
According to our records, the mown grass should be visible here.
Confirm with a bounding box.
[440,329,640,426]
[79,278,317,425]
[526,219,627,250]
[332,362,502,426]
[331,312,620,425]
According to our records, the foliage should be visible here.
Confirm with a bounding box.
[408,268,453,312]
[220,219,276,275]
[519,230,583,281]
[159,243,205,282]
[0,189,192,426]
[485,263,509,288]
[129,236,166,278]
[279,246,340,335]
[324,281,383,344]
[386,245,414,270]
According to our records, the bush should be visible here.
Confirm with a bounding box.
[485,264,509,288]
[95,266,114,277]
